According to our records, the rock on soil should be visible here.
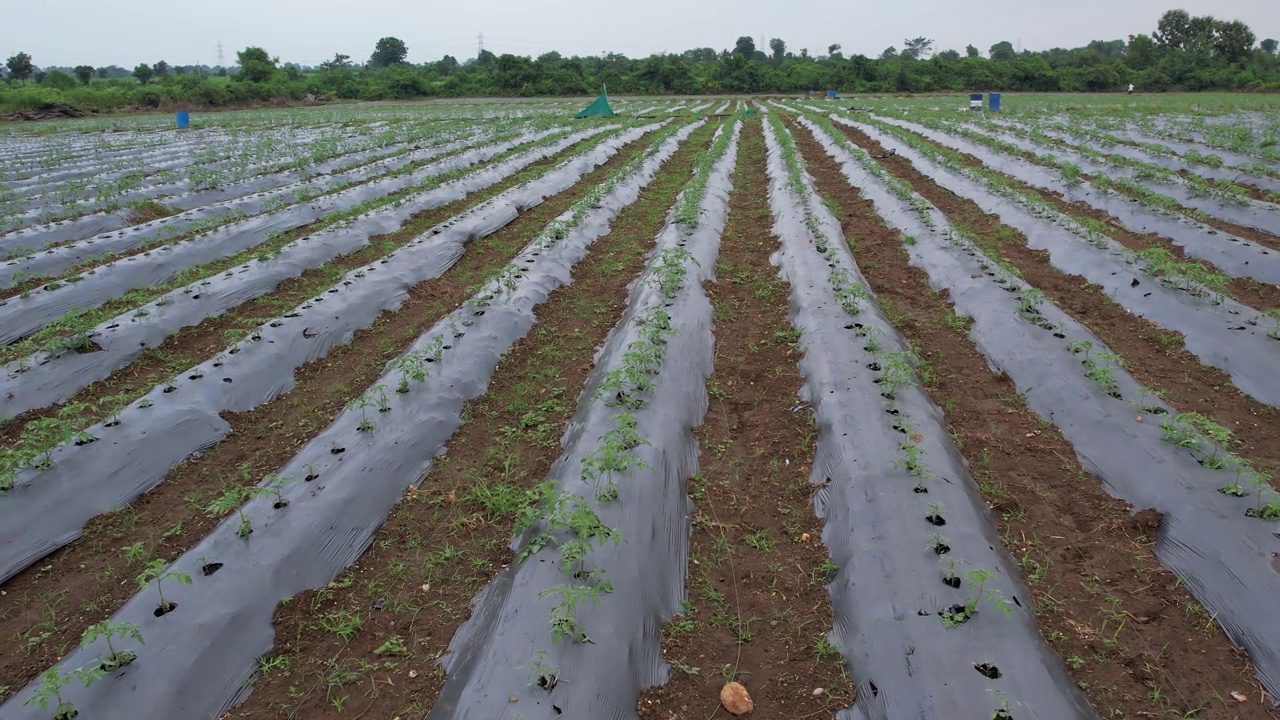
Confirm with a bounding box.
[720,681,754,716]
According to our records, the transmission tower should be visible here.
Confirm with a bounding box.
[216,42,224,66]
[478,32,484,56]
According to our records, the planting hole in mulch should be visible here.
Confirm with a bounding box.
[975,663,1001,679]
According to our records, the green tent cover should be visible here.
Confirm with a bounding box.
[574,91,615,118]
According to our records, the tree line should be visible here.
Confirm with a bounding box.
[2,10,1277,113]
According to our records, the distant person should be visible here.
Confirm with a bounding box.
[1127,83,1135,95]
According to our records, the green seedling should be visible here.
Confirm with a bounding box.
[136,559,192,615]
[82,620,144,670]
[519,649,561,691]
[262,473,298,508]
[25,667,80,720]
[940,568,1013,629]
[206,486,254,537]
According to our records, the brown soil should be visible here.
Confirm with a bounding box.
[0,128,669,705]
[636,119,856,719]
[790,117,1280,719]
[834,121,1280,486]
[927,132,1280,312]
[124,199,176,225]
[224,120,720,719]
[0,132,625,460]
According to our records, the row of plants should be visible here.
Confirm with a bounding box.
[1075,111,1279,163]
[0,124,641,498]
[0,120,703,720]
[0,121,596,365]
[827,112,1280,525]
[2,118,481,232]
[510,120,720,677]
[935,114,1274,234]
[858,113,1247,309]
[770,115,1055,720]
[980,116,1263,207]
[1032,116,1280,194]
[1,116,531,267]
[773,112,1019,629]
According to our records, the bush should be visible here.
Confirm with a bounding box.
[41,70,78,90]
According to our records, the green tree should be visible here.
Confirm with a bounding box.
[990,41,1017,60]
[320,53,351,70]
[153,60,170,77]
[965,44,980,58]
[1155,9,1194,50]
[1213,19,1255,62]
[902,37,934,60]
[133,63,154,85]
[828,43,843,60]
[73,65,94,85]
[769,38,786,64]
[6,52,34,84]
[369,37,409,69]
[734,36,756,59]
[236,47,277,82]
[937,49,961,61]
[880,46,898,60]
[41,69,77,89]
[1262,38,1278,55]
[1125,33,1159,69]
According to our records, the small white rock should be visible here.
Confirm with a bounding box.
[812,687,825,697]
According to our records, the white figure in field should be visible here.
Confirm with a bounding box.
[1128,83,1135,94]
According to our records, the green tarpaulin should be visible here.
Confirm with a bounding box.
[574,91,615,118]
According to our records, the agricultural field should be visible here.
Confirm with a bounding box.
[0,92,1278,720]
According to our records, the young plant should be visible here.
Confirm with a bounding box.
[940,568,1013,629]
[262,473,298,508]
[925,502,946,526]
[348,393,376,432]
[519,649,561,691]
[25,668,78,720]
[136,559,192,615]
[82,620,144,670]
[206,486,254,537]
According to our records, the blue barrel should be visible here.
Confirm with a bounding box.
[176,111,190,129]
[827,89,837,99]
[988,93,1002,112]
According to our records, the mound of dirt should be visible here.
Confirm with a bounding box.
[5,102,87,121]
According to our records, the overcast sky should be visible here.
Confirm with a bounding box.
[7,0,1279,68]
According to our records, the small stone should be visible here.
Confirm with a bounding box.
[1230,691,1248,702]
[720,681,754,716]
[509,694,519,703]
[800,533,811,543]
[408,669,418,679]
[812,687,825,696]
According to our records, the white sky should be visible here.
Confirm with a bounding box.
[6,0,1279,68]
